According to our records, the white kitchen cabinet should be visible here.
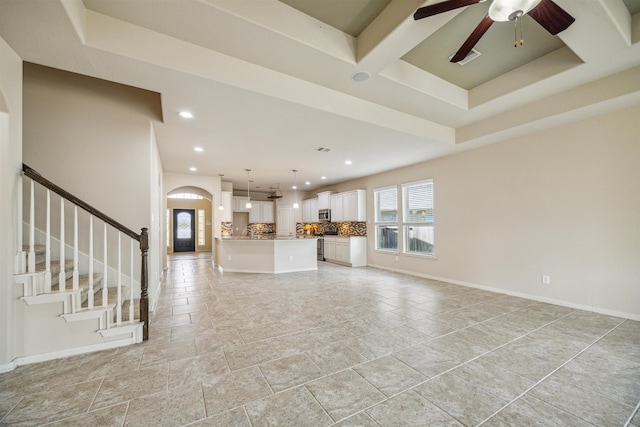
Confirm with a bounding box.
[323,237,336,260]
[221,191,232,222]
[330,193,344,222]
[317,191,335,210]
[335,237,350,263]
[302,198,318,223]
[249,201,274,223]
[323,236,366,267]
[233,196,250,212]
[342,190,366,221]
[329,190,366,222]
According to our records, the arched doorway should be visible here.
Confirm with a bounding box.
[167,187,213,254]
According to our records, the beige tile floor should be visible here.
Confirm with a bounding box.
[1,252,639,426]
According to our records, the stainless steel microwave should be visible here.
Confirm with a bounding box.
[318,209,331,222]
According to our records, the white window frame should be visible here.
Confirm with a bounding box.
[374,185,399,252]
[402,179,435,257]
[197,209,206,246]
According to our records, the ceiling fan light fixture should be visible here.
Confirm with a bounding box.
[488,0,541,21]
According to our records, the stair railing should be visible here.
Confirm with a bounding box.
[21,164,149,340]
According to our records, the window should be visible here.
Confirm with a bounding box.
[402,179,434,256]
[166,209,170,247]
[197,209,205,246]
[374,186,398,251]
[167,193,203,199]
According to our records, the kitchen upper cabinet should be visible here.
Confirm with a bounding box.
[302,198,318,223]
[233,196,250,213]
[330,190,366,222]
[330,193,344,222]
[249,201,274,223]
[316,191,335,210]
[343,190,366,221]
[221,191,232,222]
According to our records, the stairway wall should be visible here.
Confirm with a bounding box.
[0,37,23,370]
[22,63,164,318]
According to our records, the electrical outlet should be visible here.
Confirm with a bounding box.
[395,255,399,261]
[542,275,550,284]
[227,255,232,261]
[289,255,293,261]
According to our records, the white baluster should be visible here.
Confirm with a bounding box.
[44,190,51,293]
[28,179,36,273]
[102,224,108,308]
[59,198,66,291]
[73,206,79,291]
[15,173,26,273]
[88,216,94,309]
[130,239,134,323]
[116,233,122,325]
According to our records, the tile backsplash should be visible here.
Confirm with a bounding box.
[296,222,366,236]
[248,223,276,234]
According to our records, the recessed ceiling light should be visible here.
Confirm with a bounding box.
[194,147,204,152]
[189,167,197,171]
[321,176,327,180]
[351,71,370,83]
[345,160,352,165]
[178,111,194,119]
[305,181,311,185]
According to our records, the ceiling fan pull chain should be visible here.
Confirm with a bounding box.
[514,15,524,47]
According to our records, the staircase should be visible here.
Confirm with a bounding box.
[12,164,149,366]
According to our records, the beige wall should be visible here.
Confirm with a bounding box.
[0,37,22,368]
[22,63,162,232]
[324,107,640,319]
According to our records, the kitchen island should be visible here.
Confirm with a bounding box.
[215,236,317,274]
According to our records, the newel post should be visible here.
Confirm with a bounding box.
[139,227,149,340]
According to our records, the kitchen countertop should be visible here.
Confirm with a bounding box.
[218,235,317,240]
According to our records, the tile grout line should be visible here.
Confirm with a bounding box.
[624,398,640,427]
[475,317,629,426]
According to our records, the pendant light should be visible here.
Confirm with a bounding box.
[292,169,299,209]
[245,169,252,209]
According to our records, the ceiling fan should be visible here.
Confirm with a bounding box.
[414,0,575,63]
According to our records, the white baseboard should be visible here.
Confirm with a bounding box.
[366,263,640,322]
[0,338,139,373]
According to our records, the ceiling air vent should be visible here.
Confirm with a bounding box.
[450,48,481,65]
[316,147,331,152]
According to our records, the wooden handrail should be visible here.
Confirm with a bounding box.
[23,163,149,340]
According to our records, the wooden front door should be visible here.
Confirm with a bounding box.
[173,209,196,252]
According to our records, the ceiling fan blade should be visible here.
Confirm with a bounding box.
[414,0,481,20]
[527,0,575,35]
[450,15,494,63]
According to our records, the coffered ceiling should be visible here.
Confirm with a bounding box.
[1,0,639,193]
